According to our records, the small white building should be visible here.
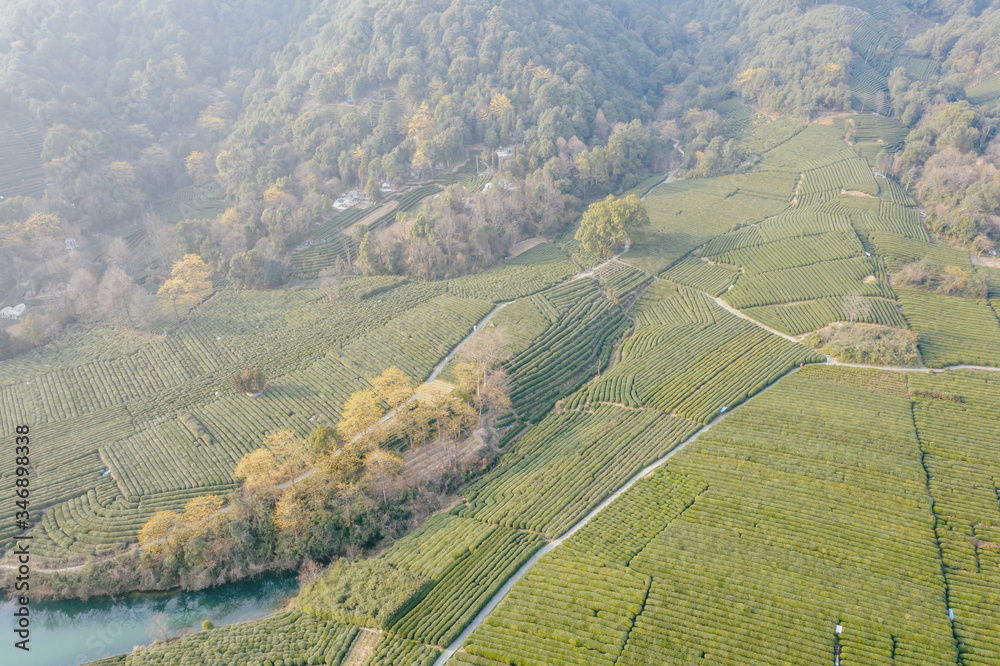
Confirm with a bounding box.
[335,191,361,210]
[380,182,393,194]
[496,146,514,160]
[65,238,78,250]
[0,304,26,319]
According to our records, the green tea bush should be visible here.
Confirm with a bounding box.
[296,559,430,628]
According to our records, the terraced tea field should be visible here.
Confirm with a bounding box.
[895,287,1000,368]
[744,295,908,336]
[89,611,358,665]
[567,283,823,423]
[0,280,497,562]
[288,207,368,278]
[0,113,45,199]
[1,61,989,666]
[659,256,738,296]
[448,243,578,302]
[622,170,796,275]
[501,278,631,425]
[459,368,959,665]
[155,185,229,223]
[966,72,1000,106]
[458,407,700,536]
[909,372,1000,663]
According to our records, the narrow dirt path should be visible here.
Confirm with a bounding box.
[343,628,380,666]
[276,301,512,490]
[705,293,801,343]
[640,141,684,202]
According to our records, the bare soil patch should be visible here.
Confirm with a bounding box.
[401,428,491,487]
[510,236,546,257]
[343,628,380,666]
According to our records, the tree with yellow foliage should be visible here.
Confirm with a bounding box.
[2,212,63,247]
[371,366,414,410]
[736,67,765,86]
[262,429,311,481]
[411,145,432,177]
[216,206,242,226]
[489,92,516,142]
[182,494,225,536]
[158,254,212,322]
[338,389,384,441]
[233,448,279,489]
[185,150,210,185]
[362,447,404,503]
[574,194,649,258]
[489,93,513,118]
[198,109,227,132]
[274,489,310,535]
[105,161,136,187]
[139,510,179,555]
[263,185,285,208]
[454,361,480,396]
[406,102,434,145]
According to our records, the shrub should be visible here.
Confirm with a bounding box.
[806,324,920,366]
[892,260,988,298]
[229,250,284,289]
[231,366,267,394]
[294,558,430,628]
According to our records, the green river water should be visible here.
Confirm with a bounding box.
[1,574,298,665]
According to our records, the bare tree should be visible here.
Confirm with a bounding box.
[106,237,131,272]
[214,224,248,267]
[147,225,177,276]
[973,235,996,258]
[480,367,512,416]
[67,268,98,318]
[319,266,345,301]
[460,325,512,393]
[129,288,159,333]
[843,292,872,324]
[875,91,887,116]
[97,267,138,328]
[404,240,443,281]
[362,448,404,504]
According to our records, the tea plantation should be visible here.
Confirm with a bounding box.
[48,89,1000,666]
[460,368,961,665]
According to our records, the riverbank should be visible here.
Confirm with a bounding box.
[0,573,298,666]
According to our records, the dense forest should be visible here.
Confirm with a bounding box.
[1,0,999,353]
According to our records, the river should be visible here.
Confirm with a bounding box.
[0,574,298,665]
